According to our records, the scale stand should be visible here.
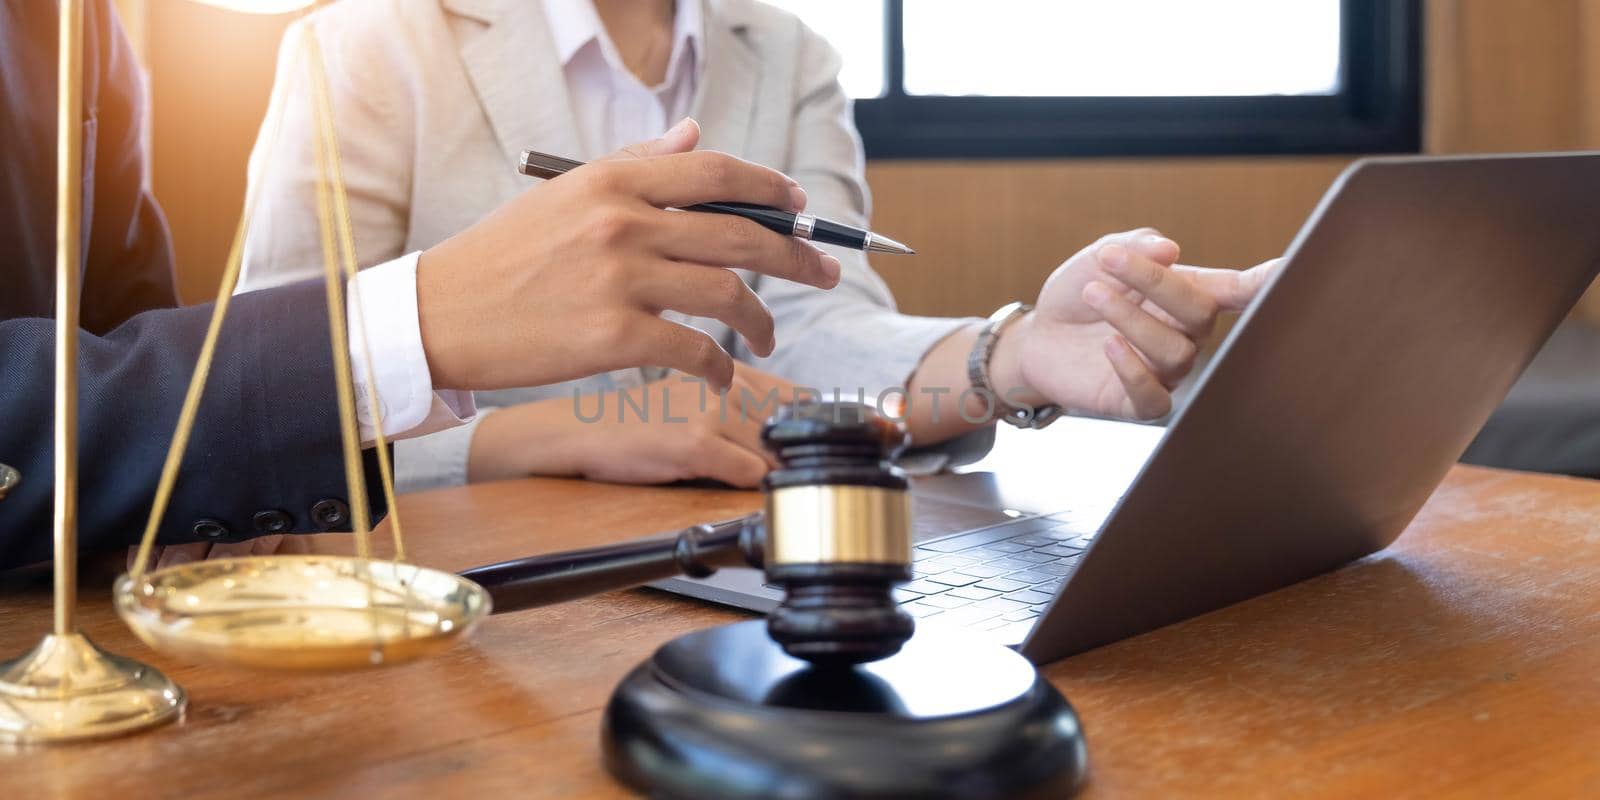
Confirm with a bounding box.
[0,634,184,743]
[0,0,184,745]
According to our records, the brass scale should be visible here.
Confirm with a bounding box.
[0,1,490,743]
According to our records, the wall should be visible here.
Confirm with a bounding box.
[1427,0,1596,153]
[132,1,294,303]
[1590,1,1600,142]
[122,1,1600,318]
[865,157,1349,318]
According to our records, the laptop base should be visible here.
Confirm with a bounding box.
[604,620,1087,799]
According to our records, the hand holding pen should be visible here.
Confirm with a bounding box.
[417,119,844,394]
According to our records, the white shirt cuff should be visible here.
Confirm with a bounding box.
[347,252,476,445]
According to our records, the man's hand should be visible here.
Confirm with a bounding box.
[995,229,1277,420]
[127,534,311,574]
[416,118,841,394]
[468,364,797,489]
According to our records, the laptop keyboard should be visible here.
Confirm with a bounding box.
[896,512,1093,639]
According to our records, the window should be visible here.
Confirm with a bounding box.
[764,0,1421,158]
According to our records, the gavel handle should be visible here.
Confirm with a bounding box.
[459,513,766,614]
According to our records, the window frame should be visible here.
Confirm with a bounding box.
[850,0,1422,159]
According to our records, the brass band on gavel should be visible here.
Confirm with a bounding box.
[765,485,911,566]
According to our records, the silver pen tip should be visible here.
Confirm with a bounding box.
[866,232,916,255]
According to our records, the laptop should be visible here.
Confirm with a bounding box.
[656,153,1600,664]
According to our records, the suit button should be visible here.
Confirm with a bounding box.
[193,519,230,540]
[311,499,350,531]
[253,509,293,534]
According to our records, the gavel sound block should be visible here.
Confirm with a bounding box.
[461,403,1086,799]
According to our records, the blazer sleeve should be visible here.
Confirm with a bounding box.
[237,10,415,293]
[0,0,177,331]
[0,281,386,569]
[742,21,977,400]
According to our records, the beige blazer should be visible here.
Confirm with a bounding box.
[238,0,970,490]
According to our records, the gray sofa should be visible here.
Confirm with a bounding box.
[1462,320,1600,478]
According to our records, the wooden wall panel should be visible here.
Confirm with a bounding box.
[1425,0,1588,154]
[1582,1,1600,323]
[864,158,1349,318]
[1588,1,1600,145]
[144,2,292,303]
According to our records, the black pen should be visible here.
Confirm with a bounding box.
[518,150,916,255]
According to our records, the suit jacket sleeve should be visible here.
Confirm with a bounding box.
[0,0,177,332]
[237,12,414,293]
[0,281,387,569]
[80,0,179,333]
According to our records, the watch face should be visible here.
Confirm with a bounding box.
[1030,406,1063,429]
[1002,405,1062,429]
[988,301,1031,324]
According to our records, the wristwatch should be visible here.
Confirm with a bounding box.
[966,302,1062,429]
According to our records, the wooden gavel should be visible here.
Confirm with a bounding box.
[459,401,915,666]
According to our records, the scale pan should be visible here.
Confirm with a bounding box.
[114,555,491,671]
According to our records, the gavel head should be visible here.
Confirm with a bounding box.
[760,401,914,667]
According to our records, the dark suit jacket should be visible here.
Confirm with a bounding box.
[0,0,174,332]
[0,0,384,568]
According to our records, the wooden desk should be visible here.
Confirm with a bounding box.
[4,421,1599,798]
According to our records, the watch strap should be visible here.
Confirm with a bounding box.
[967,302,1062,429]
